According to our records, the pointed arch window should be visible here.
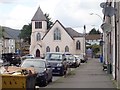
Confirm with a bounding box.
[36,33,41,41]
[76,40,81,50]
[54,28,61,40]
[65,46,69,52]
[55,46,60,52]
[46,46,50,52]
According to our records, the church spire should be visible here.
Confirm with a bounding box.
[31,6,47,21]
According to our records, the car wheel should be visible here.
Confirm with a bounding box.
[49,76,52,82]
[43,79,48,86]
[60,70,64,76]
[78,63,80,66]
[75,65,77,68]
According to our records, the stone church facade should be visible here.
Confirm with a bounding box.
[30,7,85,57]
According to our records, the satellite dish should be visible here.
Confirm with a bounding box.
[100,2,106,8]
[102,6,116,17]
[101,23,112,33]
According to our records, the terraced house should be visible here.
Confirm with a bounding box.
[101,0,120,88]
[30,7,85,57]
[0,26,20,58]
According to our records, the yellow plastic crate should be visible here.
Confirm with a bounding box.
[0,74,36,90]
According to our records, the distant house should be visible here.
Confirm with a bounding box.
[0,26,20,56]
[85,34,102,46]
[30,7,85,57]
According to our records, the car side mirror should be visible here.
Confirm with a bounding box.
[41,57,45,59]
[64,58,67,61]
[47,65,51,68]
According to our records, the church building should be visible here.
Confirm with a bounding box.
[30,7,85,57]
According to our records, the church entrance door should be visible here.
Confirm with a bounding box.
[36,49,40,57]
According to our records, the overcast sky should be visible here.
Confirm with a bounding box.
[0,0,105,33]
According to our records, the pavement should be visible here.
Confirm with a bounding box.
[45,58,117,88]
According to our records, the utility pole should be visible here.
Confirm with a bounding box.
[83,25,86,56]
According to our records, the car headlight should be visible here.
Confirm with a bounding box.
[57,63,62,67]
[73,59,77,63]
[12,56,15,59]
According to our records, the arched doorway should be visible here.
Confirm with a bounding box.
[36,49,40,57]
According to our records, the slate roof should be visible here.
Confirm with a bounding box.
[2,27,20,39]
[42,20,84,40]
[65,27,83,38]
[31,7,47,21]
[85,34,102,40]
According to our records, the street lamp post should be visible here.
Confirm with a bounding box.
[90,13,103,21]
[90,13,103,62]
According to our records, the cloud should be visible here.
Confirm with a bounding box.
[0,0,30,4]
[1,5,36,29]
[0,0,104,32]
[54,0,103,28]
[0,0,16,3]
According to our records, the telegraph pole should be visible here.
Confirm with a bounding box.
[83,25,86,56]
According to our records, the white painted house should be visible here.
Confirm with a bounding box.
[0,26,20,57]
[30,7,85,57]
[102,0,120,88]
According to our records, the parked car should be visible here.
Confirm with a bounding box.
[74,55,81,67]
[65,54,78,68]
[2,53,21,66]
[20,59,53,87]
[21,54,35,60]
[79,54,87,63]
[45,52,68,76]
[0,59,3,66]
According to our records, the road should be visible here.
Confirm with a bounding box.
[36,68,75,88]
[42,59,116,88]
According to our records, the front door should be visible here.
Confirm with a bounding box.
[36,49,40,57]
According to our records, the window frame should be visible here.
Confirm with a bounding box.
[65,46,69,52]
[76,40,81,50]
[54,28,61,40]
[46,46,50,52]
[55,46,60,52]
[35,21,42,29]
[36,33,41,41]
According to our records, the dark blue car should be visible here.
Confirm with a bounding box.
[21,59,53,87]
[45,52,68,76]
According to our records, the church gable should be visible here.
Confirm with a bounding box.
[30,6,85,56]
[43,20,73,41]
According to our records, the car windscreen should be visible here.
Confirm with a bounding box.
[66,55,74,60]
[21,60,45,68]
[46,53,63,61]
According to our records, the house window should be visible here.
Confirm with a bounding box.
[55,46,60,52]
[46,46,50,52]
[54,28,61,40]
[76,40,81,50]
[35,22,42,29]
[36,33,41,41]
[65,46,69,52]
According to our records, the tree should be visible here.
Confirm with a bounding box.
[0,26,3,38]
[0,26,5,38]
[44,13,53,29]
[86,44,100,56]
[89,28,101,34]
[19,23,32,44]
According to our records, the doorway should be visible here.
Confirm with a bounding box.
[36,49,40,57]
